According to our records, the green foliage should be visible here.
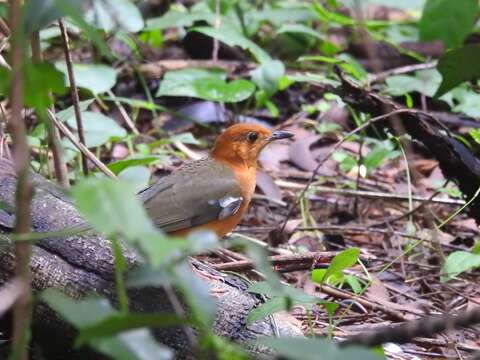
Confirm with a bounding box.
[441,249,480,282]
[42,289,174,360]
[65,111,127,148]
[72,178,156,239]
[419,0,478,49]
[157,68,255,102]
[435,45,480,97]
[261,338,384,360]
[311,248,360,285]
[55,63,117,95]
[0,62,67,111]
[85,0,144,33]
[247,281,330,324]
[191,25,273,64]
[146,8,213,31]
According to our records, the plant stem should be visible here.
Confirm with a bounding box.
[59,19,89,176]
[9,1,33,359]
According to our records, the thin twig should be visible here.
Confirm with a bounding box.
[367,61,437,84]
[31,31,70,188]
[211,251,341,272]
[9,1,33,358]
[321,284,408,321]
[47,109,116,178]
[59,19,89,175]
[0,17,10,37]
[106,90,139,136]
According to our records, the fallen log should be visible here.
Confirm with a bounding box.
[0,159,302,359]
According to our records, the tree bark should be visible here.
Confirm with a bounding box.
[0,159,302,359]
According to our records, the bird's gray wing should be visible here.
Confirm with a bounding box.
[137,158,243,233]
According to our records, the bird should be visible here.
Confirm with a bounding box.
[137,123,294,238]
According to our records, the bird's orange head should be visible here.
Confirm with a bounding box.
[211,123,293,168]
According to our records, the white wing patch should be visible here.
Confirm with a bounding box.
[217,196,243,220]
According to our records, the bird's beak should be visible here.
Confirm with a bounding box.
[268,131,294,142]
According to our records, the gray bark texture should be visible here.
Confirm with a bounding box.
[0,159,302,359]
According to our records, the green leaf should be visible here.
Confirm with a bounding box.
[57,99,95,122]
[108,156,162,175]
[191,25,272,64]
[91,329,173,360]
[250,60,285,97]
[435,45,480,97]
[345,275,363,294]
[54,0,112,58]
[85,0,144,33]
[23,0,77,34]
[364,140,399,172]
[419,0,478,49]
[146,9,213,30]
[472,242,480,255]
[253,7,318,25]
[247,297,289,324]
[42,290,173,360]
[0,62,67,111]
[247,281,323,323]
[453,91,480,118]
[261,337,383,360]
[65,111,127,148]
[277,23,325,41]
[193,78,255,103]
[137,231,219,268]
[55,62,117,95]
[170,133,201,145]
[119,166,152,194]
[314,248,360,284]
[76,313,185,346]
[441,250,480,282]
[71,178,156,240]
[157,68,224,95]
[42,289,114,328]
[364,0,426,11]
[157,68,255,102]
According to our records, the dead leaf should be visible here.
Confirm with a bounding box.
[259,142,290,171]
[289,135,320,171]
[256,171,282,200]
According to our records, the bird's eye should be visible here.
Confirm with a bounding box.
[247,132,258,142]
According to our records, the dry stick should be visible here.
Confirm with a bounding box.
[340,307,480,348]
[106,90,139,136]
[278,109,421,234]
[367,61,437,84]
[59,19,89,175]
[47,110,116,178]
[30,31,70,188]
[0,17,10,37]
[211,251,341,272]
[9,1,33,359]
[321,284,407,322]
